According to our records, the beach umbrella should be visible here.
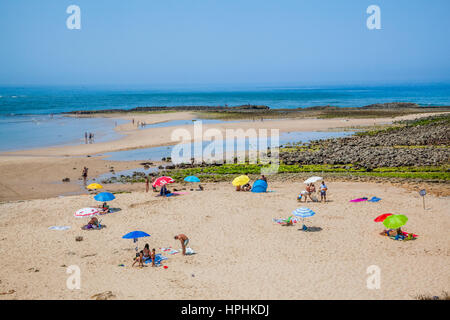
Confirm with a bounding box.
[75,207,99,218]
[94,192,115,202]
[304,176,322,184]
[122,231,151,251]
[383,214,408,229]
[292,207,316,231]
[87,183,103,190]
[251,179,268,193]
[153,176,175,187]
[232,175,250,187]
[184,176,200,183]
[374,213,393,222]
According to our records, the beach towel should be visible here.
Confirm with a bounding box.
[160,247,179,254]
[81,224,106,230]
[164,193,181,197]
[382,231,418,240]
[368,197,382,202]
[272,217,299,225]
[350,197,368,202]
[173,192,189,195]
[48,226,71,231]
[144,254,168,266]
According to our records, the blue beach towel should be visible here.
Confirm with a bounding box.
[144,254,168,266]
[368,197,382,202]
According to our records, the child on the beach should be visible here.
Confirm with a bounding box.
[151,249,156,267]
[132,251,144,268]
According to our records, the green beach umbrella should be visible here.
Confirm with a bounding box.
[383,214,408,229]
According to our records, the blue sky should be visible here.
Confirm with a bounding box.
[0,0,449,86]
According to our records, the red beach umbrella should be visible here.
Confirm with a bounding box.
[374,213,393,222]
[152,176,175,187]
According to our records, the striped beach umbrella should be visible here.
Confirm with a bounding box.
[75,207,99,218]
[292,207,316,231]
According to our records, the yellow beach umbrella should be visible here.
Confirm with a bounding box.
[87,183,103,190]
[232,175,250,186]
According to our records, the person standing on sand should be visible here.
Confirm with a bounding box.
[145,176,149,193]
[84,132,88,144]
[174,234,189,255]
[319,181,327,202]
[82,167,88,185]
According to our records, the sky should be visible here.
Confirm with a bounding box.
[0,0,449,87]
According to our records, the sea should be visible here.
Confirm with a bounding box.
[0,84,449,152]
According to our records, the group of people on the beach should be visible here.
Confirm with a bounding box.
[235,174,267,192]
[298,181,327,203]
[84,132,95,144]
[132,118,146,128]
[132,234,190,268]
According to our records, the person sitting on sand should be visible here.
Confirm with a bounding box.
[143,243,151,261]
[242,183,252,192]
[236,185,241,191]
[380,228,404,238]
[98,202,110,214]
[132,251,144,268]
[174,234,189,255]
[261,175,267,183]
[319,181,328,202]
[197,184,204,191]
[160,184,171,196]
[82,216,99,230]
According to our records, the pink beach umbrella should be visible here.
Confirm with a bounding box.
[152,176,175,187]
[74,207,99,218]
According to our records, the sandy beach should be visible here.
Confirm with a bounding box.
[0,180,448,300]
[5,112,447,157]
[0,111,447,202]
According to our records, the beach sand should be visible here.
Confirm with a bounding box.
[0,181,448,300]
[6,112,447,157]
[0,111,447,201]
[0,156,146,202]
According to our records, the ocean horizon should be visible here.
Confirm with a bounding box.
[1,83,450,116]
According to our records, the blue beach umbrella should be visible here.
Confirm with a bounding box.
[292,207,316,231]
[251,179,268,193]
[122,231,151,251]
[94,192,116,202]
[184,175,200,183]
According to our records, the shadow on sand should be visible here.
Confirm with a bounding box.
[298,226,323,232]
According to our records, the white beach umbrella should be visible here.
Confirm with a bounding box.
[304,176,322,184]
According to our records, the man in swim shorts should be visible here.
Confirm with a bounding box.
[319,181,327,202]
[174,234,189,255]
